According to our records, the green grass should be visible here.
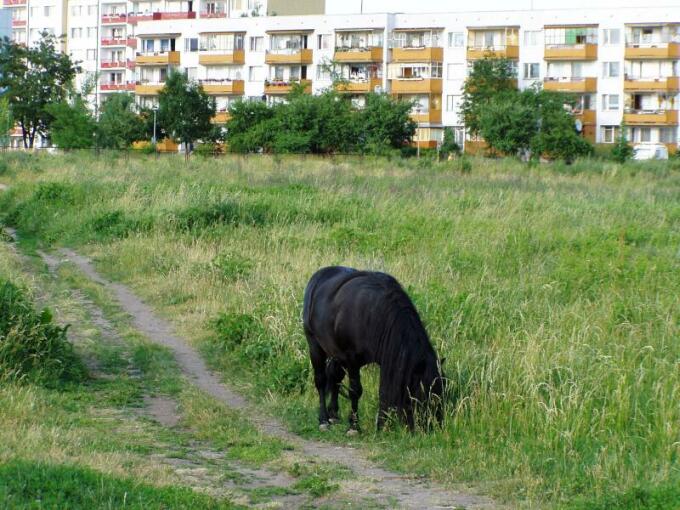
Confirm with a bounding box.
[1,151,679,508]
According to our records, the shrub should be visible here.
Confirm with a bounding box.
[211,253,253,281]
[211,312,260,349]
[0,279,85,385]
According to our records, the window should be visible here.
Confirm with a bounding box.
[524,30,540,46]
[602,94,619,111]
[602,61,620,78]
[185,67,197,80]
[249,36,263,52]
[30,7,39,16]
[639,127,651,143]
[660,127,677,144]
[87,27,96,38]
[86,49,96,60]
[601,125,619,143]
[446,94,461,113]
[317,34,331,50]
[249,65,263,81]
[184,38,198,52]
[602,29,620,45]
[71,27,82,38]
[447,63,464,80]
[88,5,96,15]
[144,39,154,52]
[316,65,331,81]
[71,5,82,16]
[448,32,464,48]
[524,63,540,79]
[44,6,52,16]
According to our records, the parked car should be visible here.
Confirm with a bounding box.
[633,143,669,161]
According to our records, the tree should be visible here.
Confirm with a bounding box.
[611,123,634,163]
[96,93,146,149]
[0,34,79,148]
[46,96,95,149]
[440,127,461,159]
[461,58,517,138]
[357,93,416,153]
[157,71,215,153]
[0,97,12,148]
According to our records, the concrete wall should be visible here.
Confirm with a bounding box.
[267,0,325,16]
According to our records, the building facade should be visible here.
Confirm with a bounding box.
[1,1,679,152]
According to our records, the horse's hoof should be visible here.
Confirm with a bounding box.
[346,428,359,437]
[319,423,330,432]
[329,418,340,425]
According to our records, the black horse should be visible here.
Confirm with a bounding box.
[303,266,444,433]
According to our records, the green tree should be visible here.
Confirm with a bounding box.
[46,96,95,150]
[157,71,215,153]
[358,93,416,153]
[440,127,461,158]
[611,123,634,163]
[0,34,79,148]
[225,99,276,153]
[461,58,517,138]
[0,97,12,148]
[96,93,146,149]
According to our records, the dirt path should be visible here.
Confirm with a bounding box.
[40,246,499,510]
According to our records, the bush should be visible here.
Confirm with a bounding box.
[0,279,85,385]
[211,312,260,349]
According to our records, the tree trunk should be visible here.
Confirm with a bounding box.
[20,123,28,149]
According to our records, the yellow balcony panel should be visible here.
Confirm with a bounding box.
[136,51,181,65]
[135,83,164,95]
[625,43,680,60]
[264,49,313,65]
[391,47,443,63]
[574,109,597,125]
[467,45,519,60]
[198,50,245,65]
[411,109,442,124]
[390,78,443,94]
[623,110,679,125]
[335,78,382,93]
[665,143,678,155]
[264,79,312,95]
[624,76,680,92]
[200,80,245,95]
[544,44,598,60]
[543,77,597,93]
[334,47,383,63]
[212,112,231,124]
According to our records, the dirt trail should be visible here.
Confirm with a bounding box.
[46,247,499,510]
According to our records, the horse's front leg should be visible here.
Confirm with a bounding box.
[347,367,362,436]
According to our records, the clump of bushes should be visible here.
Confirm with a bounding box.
[0,279,85,385]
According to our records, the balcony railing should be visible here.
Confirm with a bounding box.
[543,77,598,93]
[390,77,443,94]
[198,49,245,65]
[12,19,26,27]
[100,59,136,70]
[101,37,137,48]
[128,11,196,22]
[544,43,598,60]
[467,45,520,60]
[101,13,127,24]
[264,48,313,64]
[198,79,245,95]
[623,109,679,125]
[625,42,680,59]
[391,47,443,62]
[334,46,384,63]
[335,77,383,93]
[264,79,312,94]
[100,82,136,91]
[212,111,231,123]
[135,81,165,94]
[3,0,27,7]
[200,11,227,18]
[136,51,181,65]
[624,76,680,92]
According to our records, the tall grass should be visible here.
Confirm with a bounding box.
[1,151,679,507]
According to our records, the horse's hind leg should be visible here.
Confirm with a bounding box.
[347,367,363,435]
[326,358,344,424]
[308,341,331,430]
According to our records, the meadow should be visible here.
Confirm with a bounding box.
[1,151,679,509]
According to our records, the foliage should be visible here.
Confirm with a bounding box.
[611,123,635,163]
[439,127,461,158]
[0,278,85,385]
[0,33,79,148]
[461,57,518,137]
[158,71,216,149]
[226,91,414,154]
[46,96,95,150]
[0,96,12,148]
[96,93,146,149]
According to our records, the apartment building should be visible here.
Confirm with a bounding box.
[1,2,679,152]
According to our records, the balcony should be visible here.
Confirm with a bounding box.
[390,78,443,94]
[3,0,26,6]
[624,76,680,92]
[135,82,165,95]
[200,11,227,18]
[544,44,598,60]
[334,47,383,63]
[264,79,312,95]
[264,49,313,65]
[543,77,597,93]
[625,43,680,59]
[101,37,137,48]
[411,109,442,124]
[136,51,181,65]
[101,13,127,24]
[212,112,231,124]
[335,78,382,94]
[100,82,136,91]
[467,45,519,60]
[623,109,679,125]
[101,59,135,69]
[12,19,26,27]
[391,47,443,63]
[198,49,245,65]
[574,109,597,125]
[199,79,245,95]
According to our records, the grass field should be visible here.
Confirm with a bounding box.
[1,151,679,508]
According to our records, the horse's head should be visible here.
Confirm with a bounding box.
[408,354,445,426]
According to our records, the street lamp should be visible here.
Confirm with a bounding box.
[152,105,158,144]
